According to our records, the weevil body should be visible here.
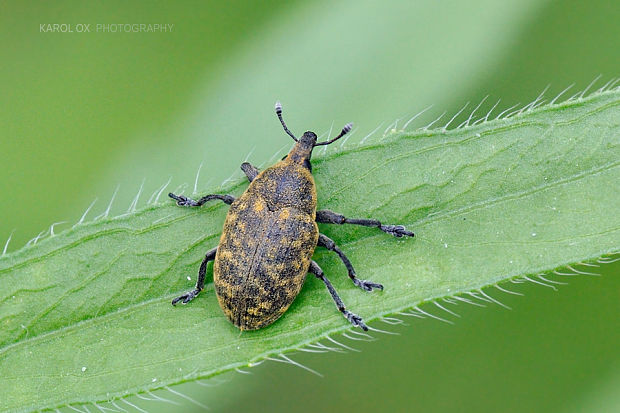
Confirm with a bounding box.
[215,139,318,330]
[169,102,414,331]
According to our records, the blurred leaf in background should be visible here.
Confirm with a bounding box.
[0,0,618,412]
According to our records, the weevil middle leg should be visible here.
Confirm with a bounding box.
[172,246,217,305]
[316,209,415,238]
[309,260,368,331]
[317,233,383,292]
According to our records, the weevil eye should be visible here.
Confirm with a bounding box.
[303,158,312,172]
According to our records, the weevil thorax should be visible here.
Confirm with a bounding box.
[245,131,318,217]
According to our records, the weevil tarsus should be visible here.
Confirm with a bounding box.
[317,233,383,292]
[316,209,415,238]
[309,260,369,331]
[168,193,235,207]
[172,246,217,305]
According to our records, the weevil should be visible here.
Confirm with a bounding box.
[169,102,414,331]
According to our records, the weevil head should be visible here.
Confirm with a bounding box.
[286,131,317,165]
[275,102,352,168]
[301,131,318,145]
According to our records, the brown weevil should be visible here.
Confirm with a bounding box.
[169,102,414,331]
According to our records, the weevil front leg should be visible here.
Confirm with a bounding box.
[240,162,260,182]
[316,209,415,238]
[172,247,217,305]
[309,260,368,331]
[317,234,383,292]
[169,193,235,207]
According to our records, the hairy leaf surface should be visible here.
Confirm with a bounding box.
[1,91,618,412]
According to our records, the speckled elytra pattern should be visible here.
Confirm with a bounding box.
[213,157,318,330]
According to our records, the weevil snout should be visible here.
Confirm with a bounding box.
[286,131,317,164]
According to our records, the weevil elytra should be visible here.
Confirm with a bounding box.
[169,102,414,331]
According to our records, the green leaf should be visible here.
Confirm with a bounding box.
[1,90,619,412]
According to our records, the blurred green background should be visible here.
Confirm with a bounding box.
[1,0,618,412]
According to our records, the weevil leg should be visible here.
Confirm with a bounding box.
[316,209,415,238]
[240,162,260,182]
[168,193,235,207]
[309,260,368,331]
[317,233,383,292]
[172,247,217,305]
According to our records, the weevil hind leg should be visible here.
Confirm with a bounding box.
[172,247,217,305]
[240,162,260,182]
[316,209,414,238]
[317,234,383,292]
[309,260,368,331]
[169,193,235,207]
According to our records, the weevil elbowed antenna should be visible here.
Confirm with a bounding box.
[314,122,353,146]
[275,101,297,142]
[275,101,353,146]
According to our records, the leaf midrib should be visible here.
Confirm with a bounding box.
[416,160,620,226]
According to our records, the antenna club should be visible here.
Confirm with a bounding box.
[275,101,282,114]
